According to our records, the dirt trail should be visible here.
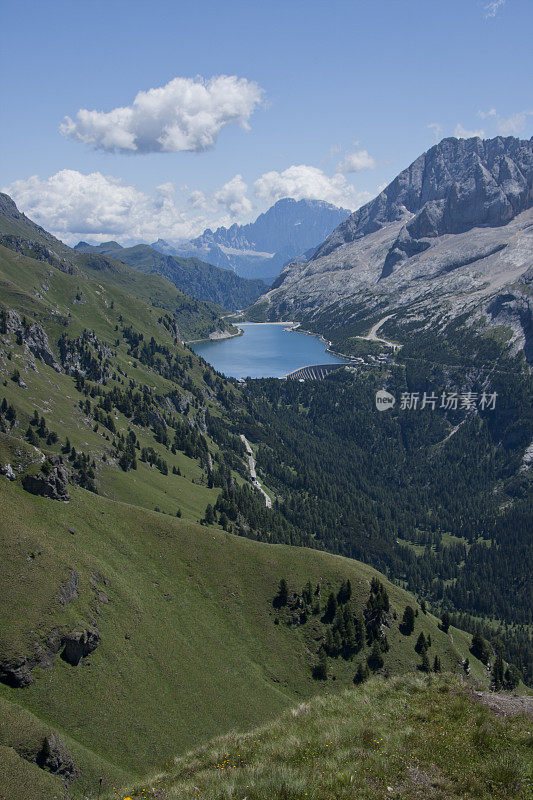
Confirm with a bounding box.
[240,434,272,508]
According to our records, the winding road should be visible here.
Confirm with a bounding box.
[240,434,272,508]
[357,315,402,350]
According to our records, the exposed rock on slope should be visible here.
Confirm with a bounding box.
[259,136,533,355]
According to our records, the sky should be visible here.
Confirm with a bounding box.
[1,0,532,245]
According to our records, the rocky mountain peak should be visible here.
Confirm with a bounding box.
[317,136,533,271]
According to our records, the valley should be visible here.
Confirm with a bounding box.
[0,136,532,800]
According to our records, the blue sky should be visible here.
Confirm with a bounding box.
[1,0,531,244]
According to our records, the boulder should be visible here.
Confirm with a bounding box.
[0,463,16,480]
[61,627,100,666]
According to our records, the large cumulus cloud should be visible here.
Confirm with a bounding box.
[60,75,264,154]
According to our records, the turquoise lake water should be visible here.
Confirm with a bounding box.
[191,323,347,379]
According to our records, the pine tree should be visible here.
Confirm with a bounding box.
[433,655,441,673]
[504,664,520,690]
[275,578,289,608]
[418,650,430,673]
[440,611,451,634]
[492,653,504,691]
[353,661,369,685]
[313,646,328,680]
[401,605,415,635]
[471,633,491,664]
[415,632,428,654]
[337,579,352,605]
[324,591,338,623]
[367,641,384,672]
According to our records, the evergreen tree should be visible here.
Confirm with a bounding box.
[337,579,352,605]
[401,605,415,635]
[353,661,369,685]
[204,504,215,525]
[440,611,451,634]
[419,650,430,673]
[313,646,328,680]
[367,641,384,672]
[324,591,338,623]
[433,655,441,673]
[492,653,504,691]
[471,633,491,664]
[274,578,289,608]
[504,664,521,690]
[415,632,428,654]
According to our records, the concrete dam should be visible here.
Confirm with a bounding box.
[284,363,346,381]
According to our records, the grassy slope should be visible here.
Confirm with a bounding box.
[0,240,235,516]
[75,241,267,311]
[121,674,533,800]
[0,478,488,799]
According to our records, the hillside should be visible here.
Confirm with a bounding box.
[74,240,267,311]
[117,674,533,800]
[0,479,490,800]
[0,193,235,343]
[153,198,350,283]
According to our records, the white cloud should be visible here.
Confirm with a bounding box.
[336,148,376,173]
[427,123,443,143]
[187,174,252,219]
[60,75,264,154]
[4,170,209,245]
[484,0,505,18]
[454,123,485,139]
[479,108,533,136]
[5,161,376,247]
[254,164,371,209]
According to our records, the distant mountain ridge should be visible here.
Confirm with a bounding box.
[74,240,266,310]
[152,198,351,283]
[256,136,533,359]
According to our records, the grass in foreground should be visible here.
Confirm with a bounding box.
[115,674,532,800]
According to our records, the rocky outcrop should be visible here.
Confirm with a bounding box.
[60,628,100,666]
[36,733,79,785]
[0,624,100,687]
[315,136,532,262]
[0,234,75,274]
[6,309,62,372]
[22,461,70,501]
[0,628,65,687]
[0,463,16,480]
[59,570,79,605]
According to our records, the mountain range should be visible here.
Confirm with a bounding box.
[254,136,533,360]
[152,197,350,283]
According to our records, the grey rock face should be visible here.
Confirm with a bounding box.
[6,309,62,371]
[59,570,79,605]
[316,136,532,262]
[22,463,70,501]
